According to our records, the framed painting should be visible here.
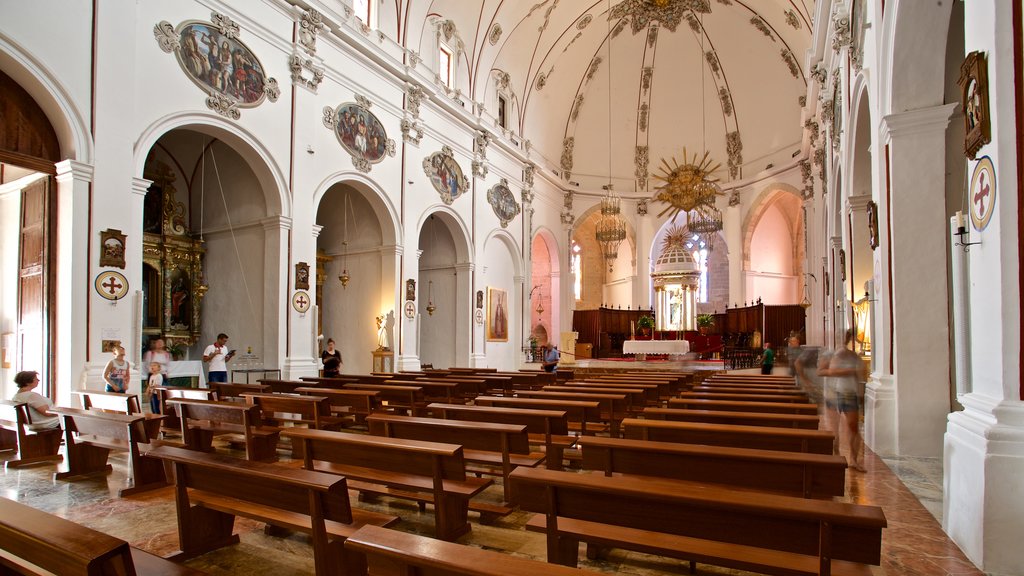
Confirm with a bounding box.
[99,229,126,269]
[323,96,395,172]
[476,290,484,309]
[486,179,521,228]
[295,262,310,290]
[153,14,279,119]
[423,146,469,205]
[406,279,416,301]
[957,51,990,160]
[487,287,509,342]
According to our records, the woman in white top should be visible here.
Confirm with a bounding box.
[11,371,60,430]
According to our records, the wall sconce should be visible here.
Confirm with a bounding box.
[953,211,980,252]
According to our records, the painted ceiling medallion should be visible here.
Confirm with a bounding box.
[323,97,396,173]
[610,0,710,35]
[423,146,469,205]
[487,179,521,228]
[154,13,279,120]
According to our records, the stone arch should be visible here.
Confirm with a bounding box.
[417,206,474,368]
[312,172,402,247]
[531,226,562,344]
[0,33,92,163]
[133,111,289,219]
[741,182,803,271]
[480,227,523,369]
[882,0,955,114]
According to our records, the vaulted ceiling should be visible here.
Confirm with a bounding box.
[402,0,813,195]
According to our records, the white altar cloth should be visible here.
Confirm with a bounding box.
[622,340,690,356]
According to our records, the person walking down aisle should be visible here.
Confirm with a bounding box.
[103,345,131,393]
[761,342,775,375]
[822,330,868,472]
[11,371,60,430]
[203,333,235,384]
[321,338,342,378]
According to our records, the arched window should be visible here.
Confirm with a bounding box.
[571,241,582,301]
[683,234,709,303]
[353,0,374,28]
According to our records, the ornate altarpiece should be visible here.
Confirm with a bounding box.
[141,162,207,349]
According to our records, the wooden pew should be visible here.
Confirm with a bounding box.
[242,392,351,431]
[209,381,270,400]
[385,379,464,404]
[52,407,169,496]
[169,398,281,462]
[678,391,810,403]
[427,402,574,470]
[413,376,486,400]
[698,381,802,391]
[72,389,143,414]
[518,390,626,435]
[282,428,492,541]
[259,378,323,394]
[691,385,810,397]
[569,381,661,406]
[0,495,203,576]
[578,436,846,498]
[344,524,602,576]
[366,413,545,503]
[148,444,398,576]
[510,467,885,575]
[295,386,381,425]
[152,386,217,433]
[0,400,63,468]
[543,386,643,414]
[644,407,821,429]
[518,369,557,386]
[474,396,603,436]
[668,397,819,415]
[583,377,670,400]
[624,418,835,454]
[343,383,427,415]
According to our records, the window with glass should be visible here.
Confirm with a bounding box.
[571,242,582,301]
[684,235,709,303]
[497,95,507,128]
[439,46,453,88]
[353,0,372,26]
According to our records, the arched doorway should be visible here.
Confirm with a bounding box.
[315,180,397,374]
[571,206,635,309]
[418,210,471,369]
[743,188,803,305]
[530,228,560,345]
[481,230,522,370]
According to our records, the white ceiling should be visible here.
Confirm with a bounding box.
[407,0,813,194]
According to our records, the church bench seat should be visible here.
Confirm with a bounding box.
[678,391,812,403]
[518,390,626,435]
[72,389,144,414]
[0,495,203,576]
[241,392,352,432]
[0,400,63,468]
[668,397,820,415]
[151,386,218,434]
[474,396,603,436]
[569,381,663,405]
[578,435,846,498]
[510,467,885,576]
[624,418,835,453]
[643,407,821,429]
[342,383,427,416]
[294,386,381,425]
[281,428,493,541]
[167,398,280,462]
[148,445,398,576]
[208,381,270,400]
[52,407,170,496]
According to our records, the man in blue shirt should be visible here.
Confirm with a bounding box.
[541,343,560,373]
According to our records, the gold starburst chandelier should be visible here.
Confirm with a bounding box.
[652,148,724,220]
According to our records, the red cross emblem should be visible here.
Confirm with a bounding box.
[102,276,123,295]
[295,294,308,308]
[973,172,990,217]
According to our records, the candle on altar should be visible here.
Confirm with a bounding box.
[631,320,636,340]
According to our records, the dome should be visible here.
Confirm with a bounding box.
[653,243,698,276]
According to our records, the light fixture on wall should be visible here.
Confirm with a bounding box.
[799,272,816,309]
[338,194,355,288]
[426,280,436,316]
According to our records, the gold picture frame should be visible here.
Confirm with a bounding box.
[295,262,310,290]
[958,51,991,160]
[866,201,879,250]
[99,229,127,269]
[486,287,509,342]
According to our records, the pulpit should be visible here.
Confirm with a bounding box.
[372,350,394,373]
[559,332,578,366]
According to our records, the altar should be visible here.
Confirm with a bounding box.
[622,339,690,361]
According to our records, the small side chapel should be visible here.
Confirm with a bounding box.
[1,0,1023,573]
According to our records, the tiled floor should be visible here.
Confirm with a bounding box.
[0,371,981,575]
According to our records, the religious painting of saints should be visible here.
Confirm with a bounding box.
[487,287,509,342]
[330,102,390,164]
[957,51,990,160]
[99,229,127,269]
[476,290,484,310]
[839,249,847,283]
[486,179,521,228]
[866,201,879,250]
[406,279,416,302]
[163,20,275,108]
[423,146,468,205]
[166,267,192,331]
[295,262,310,290]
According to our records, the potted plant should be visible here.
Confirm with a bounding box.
[636,315,655,340]
[527,335,539,362]
[696,314,715,335]
[166,342,185,361]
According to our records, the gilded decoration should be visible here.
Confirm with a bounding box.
[750,16,774,40]
[487,179,521,228]
[639,103,649,132]
[705,51,721,77]
[570,95,585,121]
[685,12,701,33]
[635,145,649,185]
[586,57,603,81]
[811,63,827,90]
[400,118,423,144]
[289,54,324,92]
[535,0,560,35]
[488,23,502,45]
[323,99,396,173]
[561,191,575,226]
[728,190,741,207]
[523,164,535,188]
[641,67,653,92]
[99,229,127,269]
[299,8,325,55]
[804,119,819,148]
[831,13,852,52]
[637,199,648,216]
[423,146,469,205]
[560,137,575,175]
[472,160,489,179]
[577,14,593,29]
[647,26,659,47]
[726,131,743,179]
[718,88,733,116]
[781,49,800,78]
[652,148,724,219]
[406,84,425,118]
[609,0,710,35]
[141,162,206,346]
[155,14,278,120]
[474,131,491,158]
[785,9,801,30]
[535,72,548,91]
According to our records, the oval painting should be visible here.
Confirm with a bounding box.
[174,22,269,105]
[424,150,468,204]
[487,180,520,228]
[331,103,390,164]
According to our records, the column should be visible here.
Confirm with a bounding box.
[871,103,956,457]
[511,273,524,370]
[398,249,422,371]
[53,161,93,405]
[263,216,291,376]
[724,196,743,305]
